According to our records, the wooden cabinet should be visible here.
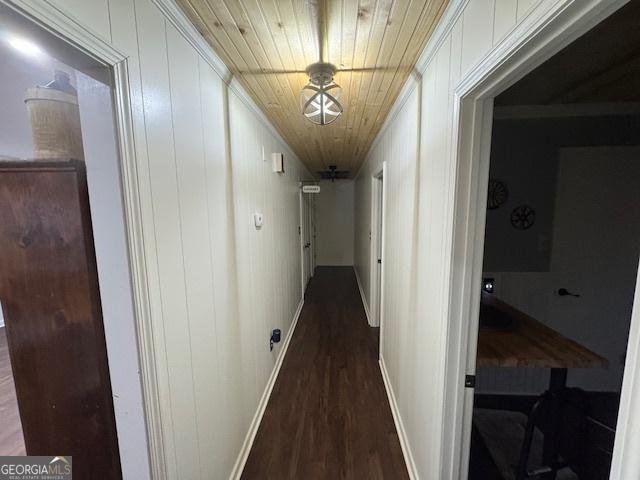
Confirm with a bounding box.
[0,160,121,479]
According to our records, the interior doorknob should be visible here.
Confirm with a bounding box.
[557,288,580,297]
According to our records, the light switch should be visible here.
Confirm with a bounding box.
[253,212,264,229]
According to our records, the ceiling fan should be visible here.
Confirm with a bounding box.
[317,165,349,181]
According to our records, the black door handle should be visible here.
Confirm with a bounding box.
[557,288,580,297]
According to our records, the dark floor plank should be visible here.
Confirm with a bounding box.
[241,267,408,479]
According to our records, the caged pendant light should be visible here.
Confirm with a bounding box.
[301,0,343,126]
[300,62,343,125]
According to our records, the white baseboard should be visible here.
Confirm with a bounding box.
[353,266,372,326]
[230,297,305,479]
[379,356,418,480]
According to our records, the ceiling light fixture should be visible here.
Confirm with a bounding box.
[301,0,343,126]
[300,62,343,126]
[9,37,42,57]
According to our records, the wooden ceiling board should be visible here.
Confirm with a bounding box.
[177,0,449,176]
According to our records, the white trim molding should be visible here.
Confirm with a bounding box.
[353,266,371,326]
[230,298,305,480]
[379,357,417,480]
[414,0,468,74]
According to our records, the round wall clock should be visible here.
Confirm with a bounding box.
[487,179,508,210]
[510,205,536,230]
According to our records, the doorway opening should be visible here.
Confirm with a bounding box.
[299,189,315,294]
[370,169,385,355]
[0,3,143,477]
[465,2,640,479]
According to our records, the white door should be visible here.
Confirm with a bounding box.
[375,175,384,326]
[370,172,384,328]
[300,191,313,294]
[299,191,309,294]
[304,194,312,286]
[310,194,316,275]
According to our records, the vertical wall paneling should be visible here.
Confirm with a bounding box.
[316,180,355,266]
[460,0,496,76]
[229,96,261,428]
[493,0,518,44]
[134,1,190,476]
[517,0,539,21]
[199,57,243,477]
[49,0,112,42]
[166,23,218,479]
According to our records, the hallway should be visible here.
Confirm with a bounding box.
[5,0,640,478]
[242,267,408,479]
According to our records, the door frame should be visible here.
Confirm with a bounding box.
[441,0,636,479]
[1,0,162,477]
[308,193,316,276]
[369,160,387,346]
[299,189,311,295]
[369,168,385,328]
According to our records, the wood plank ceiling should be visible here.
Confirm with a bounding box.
[177,0,449,176]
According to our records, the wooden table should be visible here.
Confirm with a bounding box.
[477,291,608,388]
[476,291,608,478]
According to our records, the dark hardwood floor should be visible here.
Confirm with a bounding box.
[242,266,408,479]
[0,326,26,455]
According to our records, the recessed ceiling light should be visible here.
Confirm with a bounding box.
[9,37,43,57]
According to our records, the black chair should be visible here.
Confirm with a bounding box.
[515,388,587,480]
[473,388,612,480]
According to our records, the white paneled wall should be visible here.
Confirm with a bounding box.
[229,91,307,429]
[33,0,310,478]
[353,0,616,478]
[316,180,354,266]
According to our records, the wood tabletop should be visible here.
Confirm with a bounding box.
[477,292,608,369]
